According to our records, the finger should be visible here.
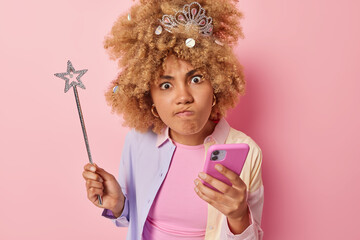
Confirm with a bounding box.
[93,163,115,182]
[82,171,104,182]
[86,179,104,189]
[198,172,238,198]
[84,163,96,172]
[87,187,104,201]
[194,181,232,213]
[194,179,233,208]
[215,164,246,190]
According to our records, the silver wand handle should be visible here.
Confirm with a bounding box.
[73,86,103,205]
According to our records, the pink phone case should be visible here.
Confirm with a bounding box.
[201,144,249,192]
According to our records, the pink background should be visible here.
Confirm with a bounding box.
[0,0,359,239]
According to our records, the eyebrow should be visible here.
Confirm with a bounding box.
[160,69,198,80]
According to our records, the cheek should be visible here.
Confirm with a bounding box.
[156,102,170,117]
[204,96,214,114]
[150,89,163,106]
[151,94,172,117]
[199,89,214,111]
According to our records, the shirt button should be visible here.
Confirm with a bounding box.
[209,226,214,230]
[147,200,150,204]
[160,173,163,177]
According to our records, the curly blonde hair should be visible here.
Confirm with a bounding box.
[104,0,246,134]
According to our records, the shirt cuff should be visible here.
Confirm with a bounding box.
[101,197,130,226]
[102,209,117,219]
[224,206,259,240]
[225,224,258,240]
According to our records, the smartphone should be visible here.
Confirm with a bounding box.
[201,144,250,192]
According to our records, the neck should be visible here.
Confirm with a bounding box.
[169,120,216,146]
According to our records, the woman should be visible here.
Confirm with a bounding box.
[83,1,264,239]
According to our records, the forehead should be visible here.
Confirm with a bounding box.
[162,55,194,75]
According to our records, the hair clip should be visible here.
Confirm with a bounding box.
[215,39,224,46]
[113,86,119,94]
[155,25,163,35]
[185,38,196,48]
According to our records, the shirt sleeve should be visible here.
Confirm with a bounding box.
[101,131,133,227]
[221,145,264,240]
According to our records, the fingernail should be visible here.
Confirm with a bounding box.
[198,172,206,179]
[215,164,223,171]
[194,187,199,193]
[99,178,103,183]
[194,180,199,186]
[90,166,96,172]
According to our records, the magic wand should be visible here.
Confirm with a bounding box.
[54,60,102,205]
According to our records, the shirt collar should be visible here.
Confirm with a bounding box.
[156,127,172,147]
[204,118,230,144]
[156,118,230,148]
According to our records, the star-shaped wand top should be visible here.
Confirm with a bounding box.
[54,60,88,93]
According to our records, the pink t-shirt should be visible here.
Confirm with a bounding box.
[142,141,208,239]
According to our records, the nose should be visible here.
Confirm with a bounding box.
[175,86,194,105]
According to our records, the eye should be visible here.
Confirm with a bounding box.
[160,82,172,90]
[191,75,203,84]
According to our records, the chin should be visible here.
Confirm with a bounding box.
[175,121,204,135]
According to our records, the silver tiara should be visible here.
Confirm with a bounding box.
[159,2,213,36]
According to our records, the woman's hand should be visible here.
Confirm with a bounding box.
[82,163,125,217]
[194,164,250,234]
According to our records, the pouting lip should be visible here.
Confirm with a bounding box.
[174,108,193,115]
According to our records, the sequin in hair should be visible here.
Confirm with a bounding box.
[104,0,246,134]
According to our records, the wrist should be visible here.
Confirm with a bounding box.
[227,208,250,234]
[110,196,125,218]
